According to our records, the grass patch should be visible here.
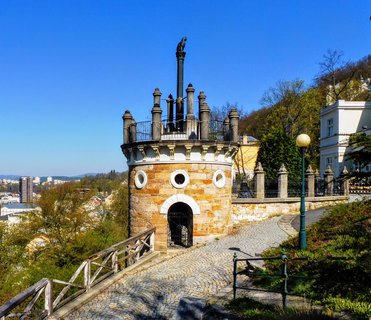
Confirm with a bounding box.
[233,200,371,319]
[227,297,336,319]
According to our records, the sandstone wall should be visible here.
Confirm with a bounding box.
[232,196,349,222]
[129,163,233,251]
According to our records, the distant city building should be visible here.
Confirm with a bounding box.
[0,179,18,184]
[53,179,68,185]
[19,176,33,203]
[0,203,37,216]
[0,192,20,204]
[33,176,41,184]
[0,203,40,224]
[46,176,53,183]
[319,100,371,177]
[233,134,260,180]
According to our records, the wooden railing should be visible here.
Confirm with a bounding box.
[0,227,156,319]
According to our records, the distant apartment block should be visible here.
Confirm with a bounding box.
[33,176,41,184]
[19,176,33,203]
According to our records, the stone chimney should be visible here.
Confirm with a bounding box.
[186,83,197,139]
[151,102,162,141]
[199,92,210,140]
[229,108,239,143]
[223,117,230,141]
[122,110,133,144]
[153,88,162,106]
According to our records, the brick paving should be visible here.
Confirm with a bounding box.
[66,217,289,319]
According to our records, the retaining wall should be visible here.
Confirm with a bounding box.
[232,196,349,222]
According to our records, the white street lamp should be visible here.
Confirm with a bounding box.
[296,133,311,249]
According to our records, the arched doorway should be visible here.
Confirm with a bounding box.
[167,202,193,248]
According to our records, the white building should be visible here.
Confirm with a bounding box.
[0,203,38,216]
[320,100,371,177]
[0,193,20,204]
[0,203,40,224]
[0,203,41,224]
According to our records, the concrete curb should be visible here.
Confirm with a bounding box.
[277,214,298,237]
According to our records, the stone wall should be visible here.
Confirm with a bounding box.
[129,162,233,251]
[232,196,349,223]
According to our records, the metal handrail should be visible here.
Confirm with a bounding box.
[232,253,348,309]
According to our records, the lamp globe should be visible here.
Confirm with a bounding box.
[296,134,311,148]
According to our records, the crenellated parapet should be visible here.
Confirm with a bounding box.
[121,85,239,150]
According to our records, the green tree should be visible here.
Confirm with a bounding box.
[26,182,95,265]
[109,183,129,239]
[256,128,302,180]
[241,80,322,169]
[0,173,131,305]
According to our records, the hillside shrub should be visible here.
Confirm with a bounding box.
[257,200,371,318]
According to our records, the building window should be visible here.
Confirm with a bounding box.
[352,161,361,172]
[326,157,333,169]
[134,170,147,189]
[213,170,226,188]
[170,170,189,189]
[327,118,334,137]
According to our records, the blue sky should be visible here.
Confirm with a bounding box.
[1,1,370,176]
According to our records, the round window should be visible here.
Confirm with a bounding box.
[213,170,226,188]
[170,170,189,189]
[134,170,147,189]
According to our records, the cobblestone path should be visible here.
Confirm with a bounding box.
[66,217,289,319]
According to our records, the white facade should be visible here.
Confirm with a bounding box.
[320,100,371,177]
[0,194,20,204]
[0,203,38,216]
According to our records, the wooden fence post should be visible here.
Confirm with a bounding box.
[45,279,53,316]
[84,261,91,291]
[150,230,155,251]
[112,251,118,273]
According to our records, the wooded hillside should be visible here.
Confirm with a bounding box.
[239,52,371,170]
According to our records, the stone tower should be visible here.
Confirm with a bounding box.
[121,38,240,251]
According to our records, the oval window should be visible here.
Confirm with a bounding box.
[134,170,147,189]
[170,170,189,189]
[213,170,226,188]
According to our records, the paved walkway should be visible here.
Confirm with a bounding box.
[291,207,329,231]
[66,217,290,319]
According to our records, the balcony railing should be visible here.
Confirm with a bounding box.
[132,118,226,143]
